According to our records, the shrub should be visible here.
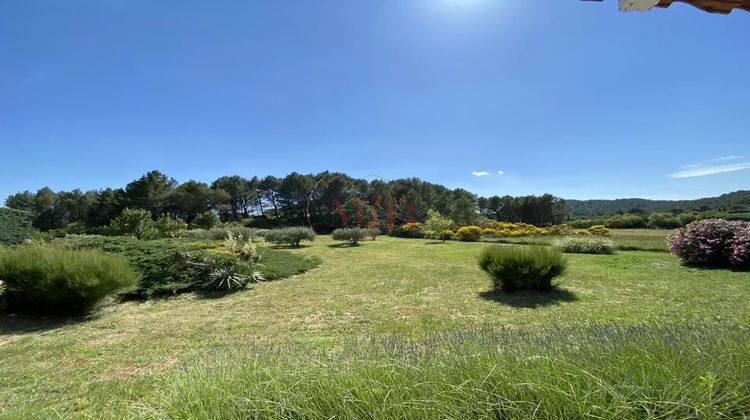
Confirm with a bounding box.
[482,221,549,237]
[481,228,497,236]
[668,219,750,269]
[587,225,610,235]
[648,212,681,229]
[606,214,647,229]
[179,226,261,242]
[109,208,158,239]
[0,279,6,311]
[0,208,33,245]
[424,210,454,242]
[264,227,316,247]
[331,228,368,245]
[192,211,220,230]
[557,236,615,254]
[223,231,262,263]
[181,251,264,290]
[477,246,567,292]
[546,224,575,235]
[392,222,425,238]
[677,213,698,227]
[456,225,482,241]
[0,245,139,314]
[63,235,318,297]
[155,214,188,238]
[63,236,207,297]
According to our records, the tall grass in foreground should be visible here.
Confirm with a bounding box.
[141,323,749,419]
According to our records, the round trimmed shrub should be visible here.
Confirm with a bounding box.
[264,227,316,247]
[331,228,368,245]
[557,237,615,254]
[668,219,750,269]
[0,245,139,314]
[477,246,567,292]
[457,226,482,241]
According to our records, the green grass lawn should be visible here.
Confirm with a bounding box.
[608,228,673,251]
[484,229,674,252]
[1,236,748,418]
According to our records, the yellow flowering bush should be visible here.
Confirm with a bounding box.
[587,225,610,235]
[456,226,482,241]
[393,222,425,238]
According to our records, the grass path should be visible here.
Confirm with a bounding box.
[1,236,748,417]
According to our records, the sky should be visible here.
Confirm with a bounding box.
[1,0,748,202]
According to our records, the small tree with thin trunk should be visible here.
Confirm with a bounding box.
[424,209,454,242]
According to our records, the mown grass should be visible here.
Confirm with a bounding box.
[0,235,748,418]
[609,229,673,252]
[141,323,750,419]
[484,229,672,252]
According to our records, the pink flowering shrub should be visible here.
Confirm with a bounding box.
[668,219,750,269]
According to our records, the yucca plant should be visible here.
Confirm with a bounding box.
[182,252,264,290]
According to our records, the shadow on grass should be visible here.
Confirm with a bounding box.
[326,243,360,248]
[193,288,248,300]
[478,287,578,308]
[268,244,311,250]
[0,312,93,335]
[423,241,449,245]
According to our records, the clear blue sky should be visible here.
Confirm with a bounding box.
[1,0,748,201]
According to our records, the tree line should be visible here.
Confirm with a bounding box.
[4,170,568,232]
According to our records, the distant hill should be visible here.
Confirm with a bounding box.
[567,190,750,218]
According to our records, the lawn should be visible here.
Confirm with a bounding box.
[485,229,673,252]
[1,236,748,418]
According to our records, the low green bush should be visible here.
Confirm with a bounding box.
[0,245,139,314]
[606,214,648,229]
[192,211,220,230]
[180,251,264,290]
[264,227,316,247]
[63,236,206,297]
[179,226,261,242]
[0,208,33,245]
[0,279,6,311]
[62,235,320,298]
[108,208,158,239]
[477,245,567,292]
[557,236,615,254]
[108,209,187,239]
[648,212,681,229]
[154,214,188,238]
[331,228,368,245]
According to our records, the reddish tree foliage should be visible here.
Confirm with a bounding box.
[369,189,379,239]
[356,199,364,228]
[406,198,416,224]
[333,199,348,226]
[385,193,395,233]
